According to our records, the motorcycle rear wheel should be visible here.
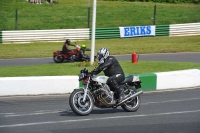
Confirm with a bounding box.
[121,88,141,112]
[69,89,94,116]
[53,55,64,63]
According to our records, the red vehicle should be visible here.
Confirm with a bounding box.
[53,45,81,63]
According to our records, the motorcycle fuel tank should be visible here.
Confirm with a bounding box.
[92,75,109,84]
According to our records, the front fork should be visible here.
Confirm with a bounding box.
[82,77,90,102]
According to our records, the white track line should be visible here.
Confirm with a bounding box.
[144,86,200,94]
[2,97,200,117]
[0,113,14,115]
[4,111,64,117]
[0,110,200,128]
[142,97,200,105]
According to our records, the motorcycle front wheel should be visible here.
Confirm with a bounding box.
[121,88,141,112]
[69,89,94,116]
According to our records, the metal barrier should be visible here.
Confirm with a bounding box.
[90,27,120,39]
[2,28,90,43]
[156,25,170,36]
[170,23,200,36]
[1,23,199,44]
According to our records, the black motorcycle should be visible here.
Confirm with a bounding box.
[69,68,143,116]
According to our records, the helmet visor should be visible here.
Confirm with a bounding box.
[97,54,103,60]
[97,54,104,64]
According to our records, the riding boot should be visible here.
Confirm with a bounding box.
[115,86,123,103]
[109,78,123,103]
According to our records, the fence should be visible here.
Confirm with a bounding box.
[170,23,200,36]
[0,23,199,44]
[0,31,2,43]
[90,27,120,40]
[1,28,89,44]
[155,25,169,36]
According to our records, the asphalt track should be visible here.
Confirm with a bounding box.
[0,52,200,66]
[0,88,200,133]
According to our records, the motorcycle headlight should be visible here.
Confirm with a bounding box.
[79,73,85,81]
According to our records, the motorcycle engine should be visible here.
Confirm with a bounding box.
[92,83,115,107]
[100,84,115,104]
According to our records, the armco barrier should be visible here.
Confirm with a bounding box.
[170,23,200,37]
[2,28,89,43]
[1,23,199,44]
[155,25,169,36]
[0,69,200,96]
[0,31,2,43]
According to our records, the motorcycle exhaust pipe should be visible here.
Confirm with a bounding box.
[117,90,143,105]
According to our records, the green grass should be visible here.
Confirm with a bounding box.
[0,0,200,30]
[0,61,199,77]
[0,35,199,77]
[0,35,200,59]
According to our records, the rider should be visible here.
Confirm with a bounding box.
[76,44,90,61]
[91,48,125,103]
[62,39,77,60]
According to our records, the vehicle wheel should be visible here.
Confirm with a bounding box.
[53,55,64,63]
[69,89,94,116]
[121,88,141,112]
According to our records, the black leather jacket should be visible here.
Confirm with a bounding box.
[76,48,90,61]
[92,56,125,77]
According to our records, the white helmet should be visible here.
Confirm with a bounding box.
[97,48,110,64]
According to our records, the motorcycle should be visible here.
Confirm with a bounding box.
[69,68,143,116]
[53,45,91,63]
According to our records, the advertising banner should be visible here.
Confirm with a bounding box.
[119,26,155,38]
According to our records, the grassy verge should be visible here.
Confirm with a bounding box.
[0,0,200,30]
[0,35,200,59]
[0,35,199,77]
[0,61,199,77]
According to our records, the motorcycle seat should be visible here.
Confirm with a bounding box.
[120,75,141,84]
[120,75,134,84]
